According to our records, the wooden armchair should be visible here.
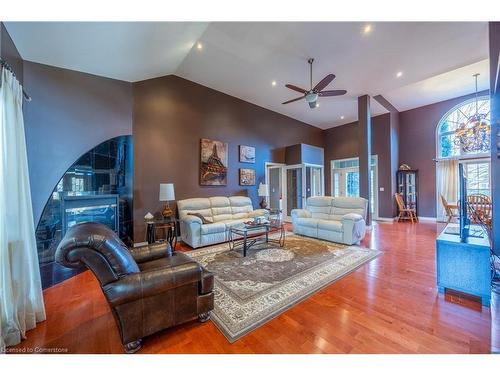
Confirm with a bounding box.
[440,194,459,223]
[467,194,492,228]
[395,193,418,223]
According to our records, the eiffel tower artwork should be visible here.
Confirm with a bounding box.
[200,138,228,185]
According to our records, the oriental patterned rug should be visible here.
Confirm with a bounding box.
[186,233,380,343]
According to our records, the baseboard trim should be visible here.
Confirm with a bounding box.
[374,216,437,223]
[418,216,437,222]
[375,217,396,222]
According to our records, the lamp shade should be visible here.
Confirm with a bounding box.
[258,183,268,197]
[159,183,175,201]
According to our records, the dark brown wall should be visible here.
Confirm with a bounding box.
[133,75,324,240]
[23,62,133,225]
[0,23,23,83]
[398,90,489,217]
[324,113,394,218]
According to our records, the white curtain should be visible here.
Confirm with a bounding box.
[436,159,459,222]
[0,68,46,352]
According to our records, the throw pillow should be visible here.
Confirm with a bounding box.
[187,212,213,224]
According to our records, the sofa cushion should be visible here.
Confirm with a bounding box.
[177,198,213,222]
[306,196,334,219]
[187,212,213,224]
[317,219,343,232]
[138,252,198,272]
[209,197,233,222]
[331,197,366,219]
[201,222,226,235]
[229,196,253,219]
[296,217,320,228]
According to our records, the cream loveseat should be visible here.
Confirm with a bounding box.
[291,196,368,245]
[177,196,268,248]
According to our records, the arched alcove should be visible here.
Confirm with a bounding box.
[35,135,133,288]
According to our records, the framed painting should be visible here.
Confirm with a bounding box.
[239,168,255,186]
[200,138,228,186]
[239,145,255,163]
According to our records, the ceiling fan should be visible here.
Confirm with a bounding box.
[282,58,347,108]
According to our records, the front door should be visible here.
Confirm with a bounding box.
[332,167,360,197]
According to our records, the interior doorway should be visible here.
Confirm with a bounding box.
[265,163,325,221]
[265,163,285,212]
[330,156,378,219]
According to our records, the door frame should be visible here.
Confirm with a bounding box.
[264,162,286,211]
[330,156,379,220]
[283,164,306,221]
[265,162,325,222]
[304,162,325,199]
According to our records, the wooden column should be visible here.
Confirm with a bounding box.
[489,22,500,256]
[358,95,372,225]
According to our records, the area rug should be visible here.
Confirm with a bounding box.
[186,233,380,342]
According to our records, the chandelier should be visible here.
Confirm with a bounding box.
[454,73,490,153]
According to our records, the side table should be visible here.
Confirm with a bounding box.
[145,217,178,251]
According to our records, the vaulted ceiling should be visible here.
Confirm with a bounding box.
[5,21,490,129]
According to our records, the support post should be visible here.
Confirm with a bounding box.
[358,95,372,226]
[489,22,500,257]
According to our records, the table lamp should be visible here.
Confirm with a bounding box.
[159,183,175,218]
[258,183,269,209]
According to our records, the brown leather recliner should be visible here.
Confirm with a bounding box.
[55,222,214,353]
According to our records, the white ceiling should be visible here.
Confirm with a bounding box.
[5,22,490,129]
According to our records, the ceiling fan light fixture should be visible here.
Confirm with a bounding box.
[305,92,319,103]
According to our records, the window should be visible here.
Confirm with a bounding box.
[71,177,84,192]
[346,171,359,197]
[333,172,340,197]
[437,97,490,159]
[462,161,490,197]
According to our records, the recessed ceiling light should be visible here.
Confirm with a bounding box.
[196,42,203,50]
[396,71,403,78]
[340,116,345,120]
[363,24,372,34]
[271,80,277,86]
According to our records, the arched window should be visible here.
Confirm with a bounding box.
[437,96,490,159]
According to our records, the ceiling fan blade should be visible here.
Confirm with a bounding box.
[313,74,335,92]
[285,84,308,94]
[282,96,304,105]
[308,101,317,109]
[318,89,347,97]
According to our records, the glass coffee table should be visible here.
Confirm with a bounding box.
[228,217,285,257]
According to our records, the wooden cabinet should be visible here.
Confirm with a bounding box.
[396,169,418,216]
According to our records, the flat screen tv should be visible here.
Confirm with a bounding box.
[459,163,470,241]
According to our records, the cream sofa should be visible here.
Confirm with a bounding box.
[177,196,268,248]
[291,196,368,245]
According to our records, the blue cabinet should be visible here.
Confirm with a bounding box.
[436,224,491,307]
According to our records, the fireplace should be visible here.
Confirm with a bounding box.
[61,194,119,235]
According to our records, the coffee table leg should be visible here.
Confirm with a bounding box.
[229,230,234,251]
[243,232,247,257]
[173,223,177,252]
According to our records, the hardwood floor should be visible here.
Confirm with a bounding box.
[13,222,499,354]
